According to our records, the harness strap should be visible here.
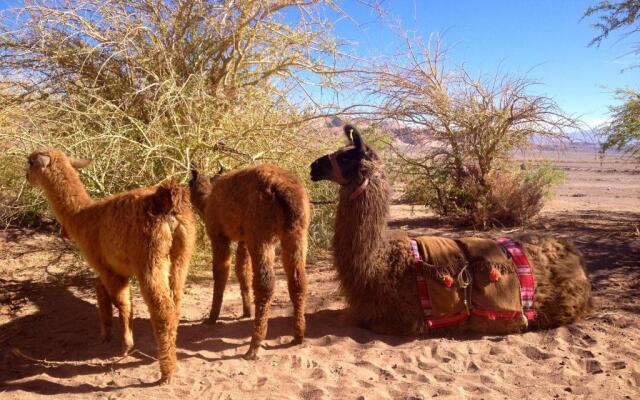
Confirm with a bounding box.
[329,152,347,185]
[496,237,536,321]
[349,178,369,200]
[470,308,520,320]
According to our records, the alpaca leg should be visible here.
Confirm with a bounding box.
[108,276,134,355]
[169,223,195,320]
[281,233,308,344]
[96,278,113,343]
[244,243,276,360]
[208,234,232,324]
[136,265,177,383]
[235,242,253,318]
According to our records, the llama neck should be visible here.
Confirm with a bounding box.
[40,164,93,227]
[333,172,391,285]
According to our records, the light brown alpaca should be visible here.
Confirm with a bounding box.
[310,125,592,336]
[189,164,310,359]
[26,149,196,383]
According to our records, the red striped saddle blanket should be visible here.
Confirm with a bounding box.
[409,236,536,331]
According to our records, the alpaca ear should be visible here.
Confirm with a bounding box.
[344,125,365,154]
[190,168,199,180]
[216,160,228,175]
[70,158,93,169]
[33,154,51,169]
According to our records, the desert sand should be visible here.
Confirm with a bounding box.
[1,149,639,399]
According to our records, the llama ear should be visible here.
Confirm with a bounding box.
[70,158,93,169]
[343,124,355,143]
[33,154,51,169]
[190,168,199,180]
[345,125,365,154]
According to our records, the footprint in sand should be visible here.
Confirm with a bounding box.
[301,383,325,400]
[569,347,595,358]
[488,344,506,356]
[434,373,455,383]
[480,374,496,385]
[310,368,326,379]
[521,345,554,361]
[466,360,480,372]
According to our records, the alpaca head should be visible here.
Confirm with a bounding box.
[188,167,215,217]
[310,125,380,185]
[26,149,93,187]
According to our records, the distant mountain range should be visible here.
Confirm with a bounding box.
[317,117,606,150]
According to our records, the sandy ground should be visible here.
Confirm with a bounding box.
[1,149,639,399]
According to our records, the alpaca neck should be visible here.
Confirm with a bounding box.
[333,172,391,285]
[41,165,93,228]
[189,185,211,218]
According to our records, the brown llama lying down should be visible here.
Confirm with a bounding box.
[26,149,196,383]
[309,125,593,336]
[189,164,310,359]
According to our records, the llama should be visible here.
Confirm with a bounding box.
[309,125,592,336]
[189,164,310,359]
[26,149,196,383]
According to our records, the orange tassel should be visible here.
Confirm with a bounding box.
[442,274,454,288]
[489,266,501,282]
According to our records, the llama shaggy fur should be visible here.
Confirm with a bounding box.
[189,164,310,359]
[310,125,592,336]
[26,149,196,383]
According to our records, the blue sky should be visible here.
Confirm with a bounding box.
[329,0,640,128]
[1,0,637,128]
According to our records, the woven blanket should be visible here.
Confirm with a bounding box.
[414,236,530,330]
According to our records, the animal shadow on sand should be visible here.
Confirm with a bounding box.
[0,274,419,395]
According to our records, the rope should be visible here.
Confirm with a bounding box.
[10,347,157,368]
[457,262,472,313]
[457,262,472,289]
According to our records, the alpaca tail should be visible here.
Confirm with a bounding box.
[272,184,310,231]
[148,181,192,217]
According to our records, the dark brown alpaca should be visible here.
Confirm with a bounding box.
[189,164,310,358]
[310,125,592,336]
[26,149,196,383]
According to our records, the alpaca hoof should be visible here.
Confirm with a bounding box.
[292,336,304,346]
[122,343,134,356]
[243,348,259,360]
[157,375,172,385]
[241,310,252,319]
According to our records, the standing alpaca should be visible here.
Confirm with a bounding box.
[309,125,592,336]
[189,164,310,359]
[26,149,196,383]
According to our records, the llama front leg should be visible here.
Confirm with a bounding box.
[235,242,253,318]
[208,233,232,324]
[95,278,113,343]
[244,243,276,360]
[137,265,178,384]
[281,233,308,344]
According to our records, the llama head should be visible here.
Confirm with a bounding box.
[26,149,93,187]
[310,124,380,185]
